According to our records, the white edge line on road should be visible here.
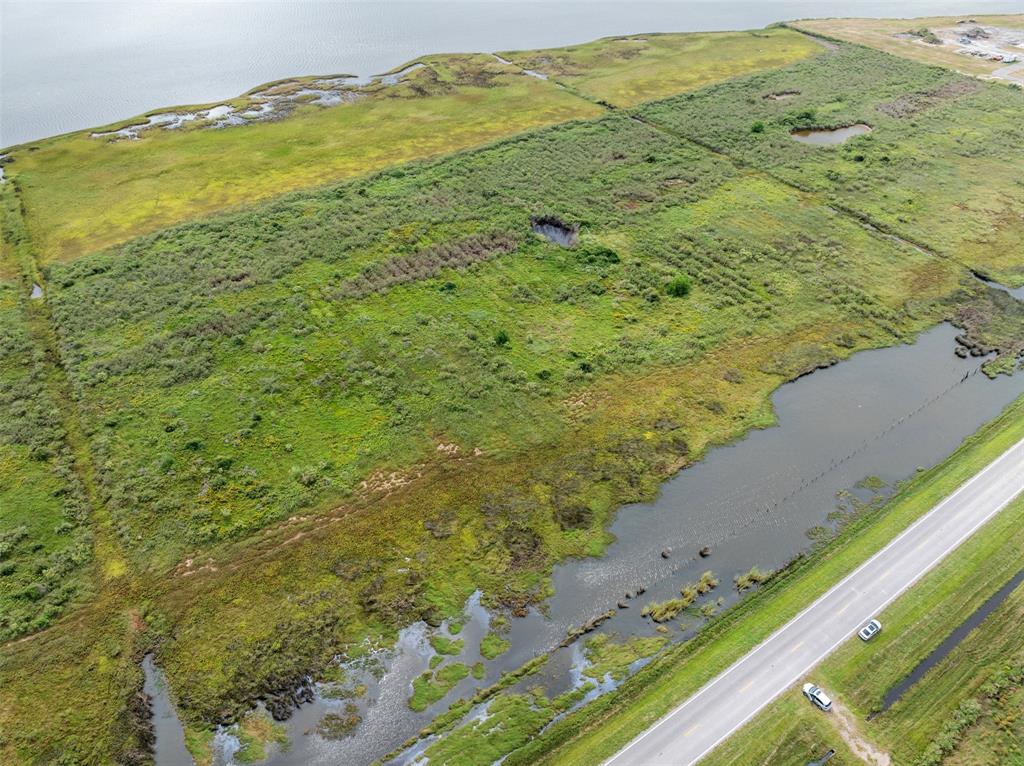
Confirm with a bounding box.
[603,435,1024,766]
[685,480,1024,766]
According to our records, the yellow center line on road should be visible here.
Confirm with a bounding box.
[880,567,893,580]
[836,602,851,616]
[684,724,701,737]
[740,680,755,693]
[790,640,805,654]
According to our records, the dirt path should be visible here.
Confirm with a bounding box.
[832,701,892,766]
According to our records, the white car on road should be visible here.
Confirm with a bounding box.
[802,683,833,711]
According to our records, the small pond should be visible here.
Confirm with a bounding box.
[531,216,578,247]
[791,123,872,145]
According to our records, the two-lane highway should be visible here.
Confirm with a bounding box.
[606,436,1024,765]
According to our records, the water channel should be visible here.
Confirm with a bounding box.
[152,318,1024,765]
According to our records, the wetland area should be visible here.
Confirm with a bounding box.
[4,7,1024,766]
[145,322,1024,765]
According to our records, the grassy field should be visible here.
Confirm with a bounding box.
[0,186,94,642]
[639,40,1024,287]
[506,393,1024,766]
[2,31,1024,765]
[500,27,822,107]
[1,29,821,266]
[5,56,601,265]
[793,14,1024,78]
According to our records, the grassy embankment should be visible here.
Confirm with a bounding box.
[699,485,1024,765]
[510,393,1024,766]
[2,32,1024,764]
[793,14,1024,79]
[0,29,820,265]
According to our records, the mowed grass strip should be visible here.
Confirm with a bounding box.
[701,493,1024,766]
[509,393,1024,766]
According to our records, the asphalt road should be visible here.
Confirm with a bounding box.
[605,436,1024,766]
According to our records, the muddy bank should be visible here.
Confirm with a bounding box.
[791,123,872,145]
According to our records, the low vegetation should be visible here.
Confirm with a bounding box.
[2,28,1024,765]
[479,633,511,661]
[1,30,820,265]
[501,28,822,107]
[409,663,470,712]
[506,393,1024,766]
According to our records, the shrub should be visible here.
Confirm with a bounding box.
[666,275,692,298]
[494,329,510,347]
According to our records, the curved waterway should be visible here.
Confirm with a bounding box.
[155,322,1024,765]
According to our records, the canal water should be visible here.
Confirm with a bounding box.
[156,321,1024,766]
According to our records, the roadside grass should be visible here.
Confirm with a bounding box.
[700,494,1024,766]
[700,693,863,766]
[507,392,1024,766]
[500,27,823,107]
[792,15,1024,78]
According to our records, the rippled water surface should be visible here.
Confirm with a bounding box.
[4,0,1023,146]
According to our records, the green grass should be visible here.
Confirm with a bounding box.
[701,694,864,766]
[3,36,1024,764]
[234,710,289,762]
[416,685,593,766]
[409,663,470,712]
[430,634,465,656]
[502,28,823,107]
[0,185,93,640]
[640,42,1024,286]
[5,54,600,265]
[701,495,1024,766]
[582,634,666,682]
[508,391,1024,766]
[479,633,511,661]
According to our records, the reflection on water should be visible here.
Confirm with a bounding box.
[791,123,872,145]
[143,654,194,766]
[156,323,1024,766]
